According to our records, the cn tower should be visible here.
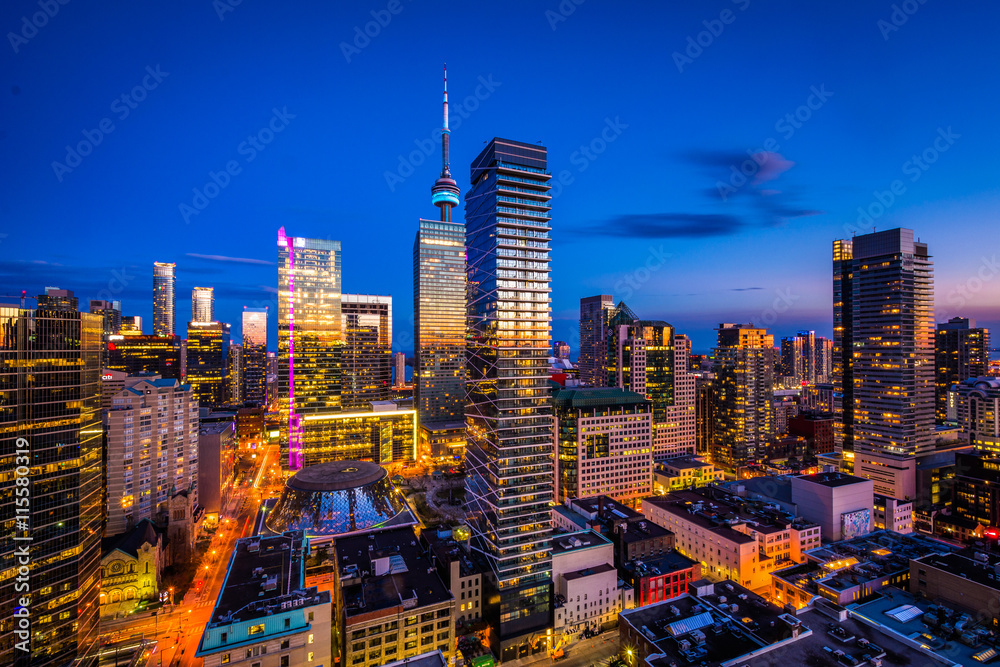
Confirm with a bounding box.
[430,64,461,221]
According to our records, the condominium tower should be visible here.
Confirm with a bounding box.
[579,294,614,387]
[845,228,935,500]
[341,294,392,409]
[242,307,268,405]
[192,286,215,323]
[935,317,990,422]
[465,137,553,660]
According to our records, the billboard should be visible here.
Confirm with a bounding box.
[841,508,871,540]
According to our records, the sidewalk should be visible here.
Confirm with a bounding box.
[502,633,619,667]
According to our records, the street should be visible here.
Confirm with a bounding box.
[99,442,277,667]
[506,633,620,667]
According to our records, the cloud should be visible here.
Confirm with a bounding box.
[730,287,763,291]
[582,213,744,239]
[186,253,274,266]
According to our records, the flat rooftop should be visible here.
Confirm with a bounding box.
[622,551,699,579]
[796,471,870,488]
[617,518,673,544]
[199,420,233,435]
[569,495,643,521]
[917,550,1000,592]
[658,456,714,471]
[552,529,612,556]
[422,530,482,579]
[337,527,452,619]
[210,531,328,624]
[564,562,617,581]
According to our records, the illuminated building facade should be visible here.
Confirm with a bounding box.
[89,298,121,336]
[120,315,142,334]
[105,333,182,379]
[393,351,406,387]
[415,70,468,464]
[191,286,214,323]
[277,228,343,470]
[712,323,775,472]
[294,407,416,466]
[604,303,696,460]
[579,294,614,387]
[935,317,990,423]
[950,376,1000,453]
[848,228,934,500]
[103,375,199,536]
[153,261,176,336]
[36,286,78,311]
[0,306,103,667]
[465,137,553,659]
[553,385,653,503]
[341,294,392,409]
[241,307,268,406]
[186,321,231,408]
[226,342,243,404]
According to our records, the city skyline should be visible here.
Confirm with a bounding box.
[3,2,999,352]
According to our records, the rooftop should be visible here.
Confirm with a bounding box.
[568,495,642,522]
[552,385,651,409]
[564,562,617,581]
[287,460,385,491]
[381,650,448,667]
[796,471,871,488]
[658,456,714,471]
[916,550,1000,592]
[199,421,233,436]
[552,529,612,556]
[209,531,329,625]
[644,487,815,540]
[616,518,674,544]
[423,530,482,580]
[621,550,699,580]
[337,527,452,619]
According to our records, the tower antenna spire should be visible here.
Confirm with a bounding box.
[430,63,460,221]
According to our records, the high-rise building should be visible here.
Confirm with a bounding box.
[712,323,775,472]
[414,67,467,463]
[277,227,342,470]
[89,299,122,336]
[0,305,102,667]
[695,375,715,456]
[242,307,268,406]
[36,286,78,311]
[603,301,696,460]
[553,385,653,503]
[832,239,855,464]
[579,295,614,387]
[779,330,821,386]
[341,294,392,409]
[553,340,570,360]
[847,228,934,500]
[103,374,199,536]
[393,351,406,387]
[464,137,553,660]
[227,342,243,404]
[949,376,1000,453]
[186,321,231,408]
[936,317,990,423]
[105,333,182,379]
[191,286,214,323]
[815,336,833,384]
[120,315,143,334]
[153,261,176,336]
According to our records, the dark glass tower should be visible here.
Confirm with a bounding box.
[186,321,231,408]
[464,138,553,659]
[153,261,176,336]
[242,307,268,406]
[0,306,102,667]
[579,294,613,387]
[832,239,855,464]
[341,294,392,409]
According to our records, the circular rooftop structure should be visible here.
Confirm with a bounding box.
[265,461,414,538]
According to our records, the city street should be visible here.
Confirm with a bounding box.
[506,633,621,667]
[99,443,277,667]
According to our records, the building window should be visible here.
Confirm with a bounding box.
[281,639,290,650]
[221,654,230,664]
[281,657,289,667]
[248,624,265,636]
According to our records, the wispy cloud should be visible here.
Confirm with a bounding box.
[730,287,763,291]
[186,253,274,266]
[579,213,743,239]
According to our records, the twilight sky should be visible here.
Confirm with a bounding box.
[2,0,998,354]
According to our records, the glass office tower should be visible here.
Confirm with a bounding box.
[186,321,231,408]
[153,261,176,336]
[935,317,990,423]
[242,307,268,406]
[0,306,103,667]
[341,294,392,409]
[105,333,182,379]
[579,295,614,387]
[277,227,342,470]
[464,138,553,659]
[832,239,855,465]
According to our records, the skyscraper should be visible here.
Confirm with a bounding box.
[242,307,268,406]
[935,317,990,422]
[153,261,176,336]
[89,298,121,336]
[341,294,392,409]
[227,342,243,404]
[393,351,406,388]
[277,227,342,470]
[105,333,182,379]
[579,294,614,387]
[779,330,817,386]
[186,321,231,408]
[603,301,696,459]
[847,228,934,500]
[832,239,855,463]
[414,66,467,462]
[36,286,78,311]
[465,137,553,660]
[0,305,102,667]
[712,323,775,472]
[192,286,215,323]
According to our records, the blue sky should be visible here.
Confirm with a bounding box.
[2,0,998,353]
